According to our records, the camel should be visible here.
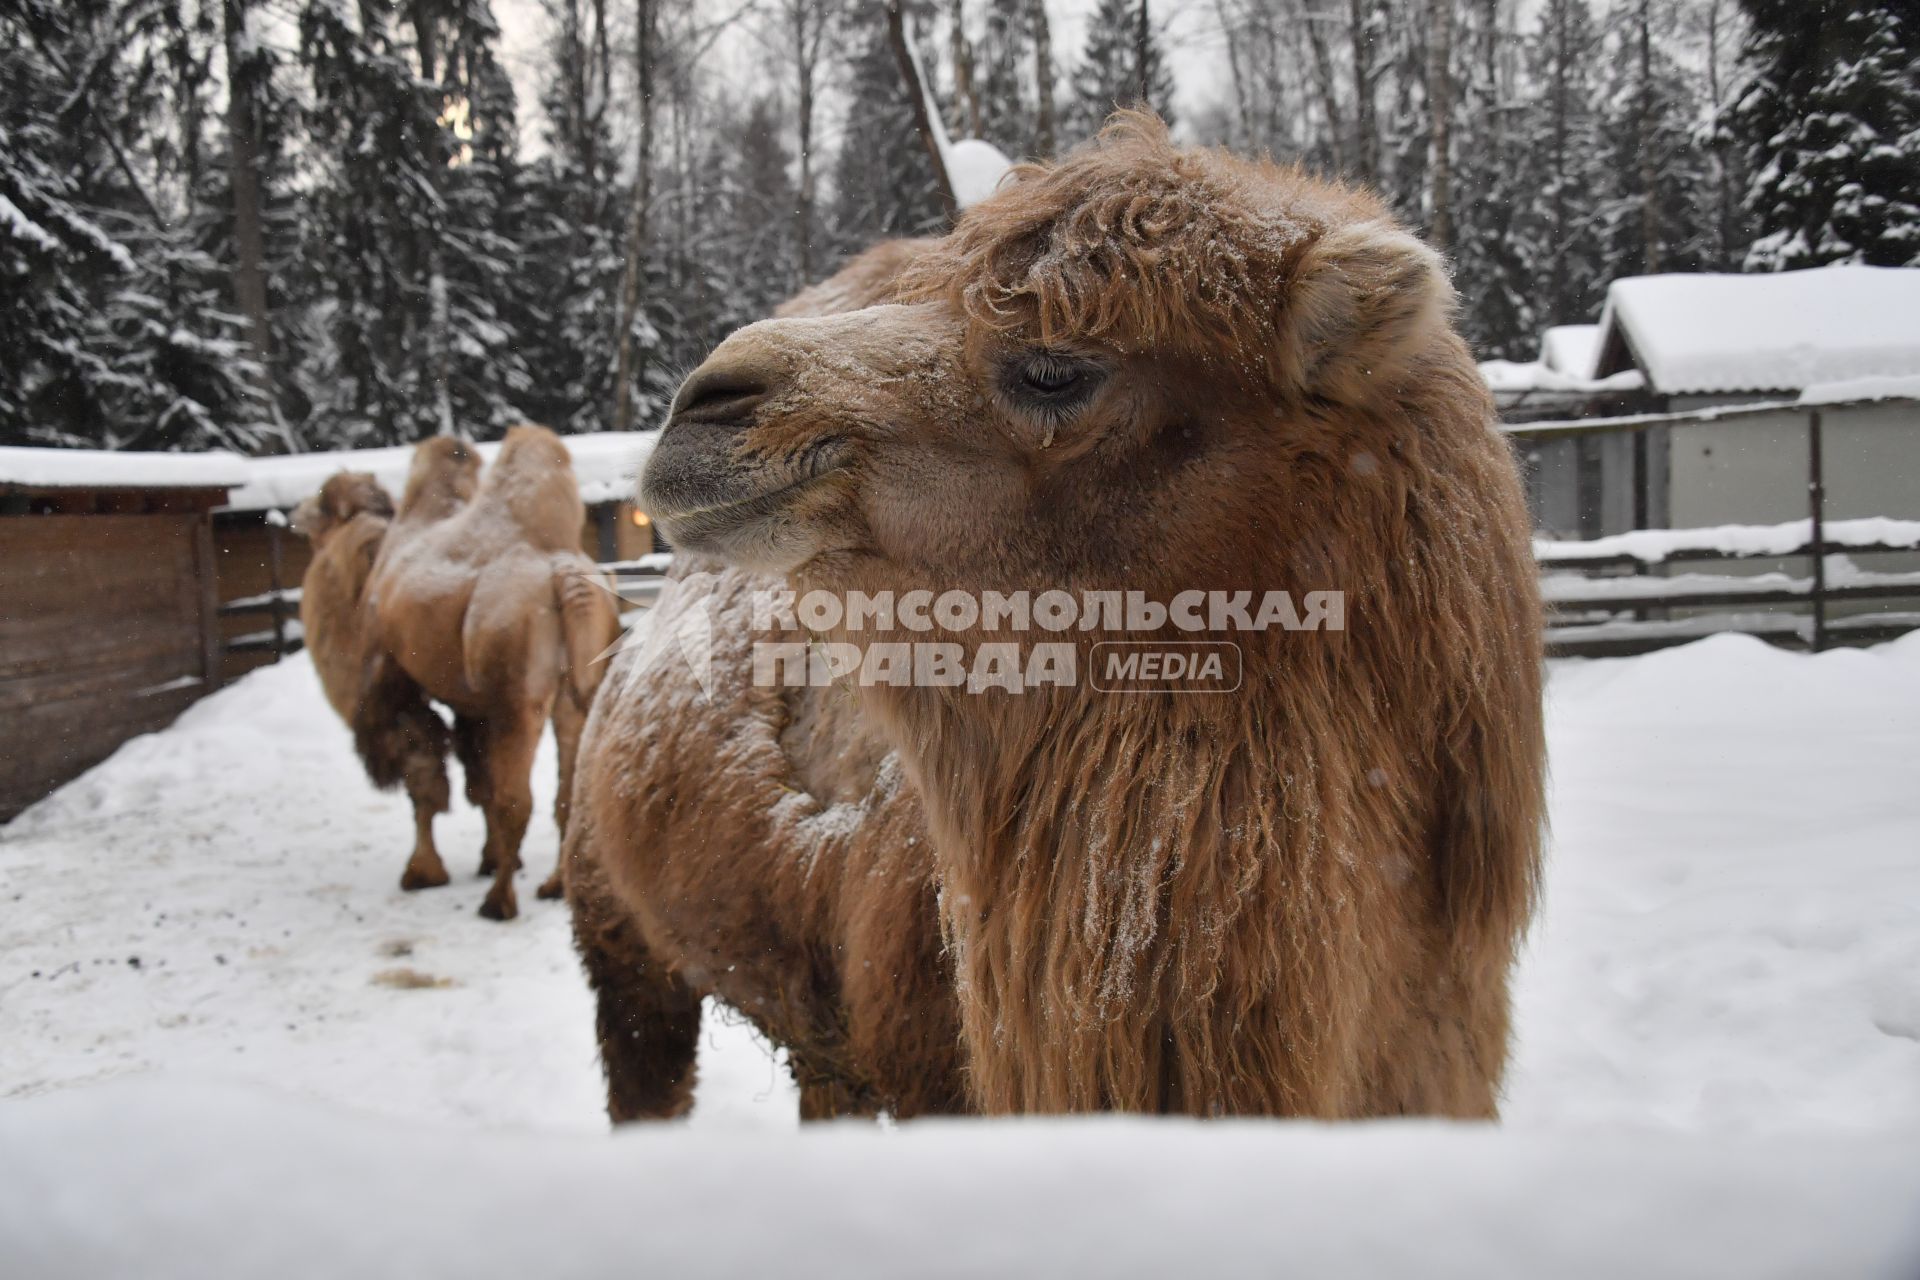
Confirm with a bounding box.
[294,466,469,899]
[559,247,967,1122]
[292,470,395,727]
[358,426,623,921]
[295,431,621,920]
[568,113,1545,1119]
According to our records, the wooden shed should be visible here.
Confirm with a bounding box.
[0,447,245,820]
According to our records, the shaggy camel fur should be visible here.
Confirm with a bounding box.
[294,467,463,898]
[580,113,1545,1119]
[560,243,967,1122]
[293,471,395,725]
[347,427,620,920]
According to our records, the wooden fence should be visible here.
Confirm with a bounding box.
[1511,393,1920,657]
[1539,517,1920,657]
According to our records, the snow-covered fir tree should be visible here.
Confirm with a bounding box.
[1733,0,1920,272]
[515,0,623,434]
[297,0,528,446]
[974,0,1037,157]
[1595,0,1709,278]
[1449,0,1538,360]
[1,0,266,450]
[828,14,947,253]
[1517,0,1609,331]
[1066,0,1176,146]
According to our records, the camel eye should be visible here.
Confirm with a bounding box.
[1019,353,1084,396]
[998,350,1105,444]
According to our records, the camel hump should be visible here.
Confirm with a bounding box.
[481,424,585,550]
[553,557,621,705]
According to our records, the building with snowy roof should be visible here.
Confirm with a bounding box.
[1496,265,1920,541]
[0,447,246,818]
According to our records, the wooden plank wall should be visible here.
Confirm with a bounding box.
[215,517,313,682]
[0,513,215,819]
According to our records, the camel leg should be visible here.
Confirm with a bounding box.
[476,710,542,921]
[451,714,495,876]
[798,1080,868,1122]
[538,691,588,901]
[352,654,452,892]
[569,886,703,1123]
[398,756,451,891]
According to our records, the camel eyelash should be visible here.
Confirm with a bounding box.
[999,351,1103,444]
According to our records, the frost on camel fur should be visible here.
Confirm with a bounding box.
[577,113,1547,1119]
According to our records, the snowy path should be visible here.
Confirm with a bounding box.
[4,634,1919,1134]
[0,657,797,1134]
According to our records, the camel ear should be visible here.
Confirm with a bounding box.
[1280,221,1452,401]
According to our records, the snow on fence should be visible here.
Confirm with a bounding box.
[1540,517,1920,658]
[1512,394,1920,657]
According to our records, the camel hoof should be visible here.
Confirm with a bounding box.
[400,865,450,892]
[536,875,564,901]
[478,893,518,922]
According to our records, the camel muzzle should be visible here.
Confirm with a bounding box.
[644,352,851,566]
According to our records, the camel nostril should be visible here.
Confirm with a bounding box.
[670,366,772,426]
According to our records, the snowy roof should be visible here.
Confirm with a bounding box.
[1478,360,1643,396]
[222,431,658,512]
[1593,266,1920,394]
[1540,325,1600,378]
[0,445,250,491]
[1797,373,1920,407]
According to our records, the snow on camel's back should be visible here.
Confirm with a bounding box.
[560,113,1548,1120]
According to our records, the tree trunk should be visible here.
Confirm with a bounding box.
[222,0,279,442]
[949,0,980,138]
[612,0,657,433]
[1302,0,1347,174]
[1704,0,1734,269]
[888,0,957,218]
[1348,0,1378,184]
[1207,0,1253,152]
[411,0,454,437]
[1635,0,1660,274]
[1134,0,1151,106]
[1029,0,1055,156]
[1425,0,1452,249]
[793,0,818,282]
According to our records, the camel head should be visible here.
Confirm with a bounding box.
[290,471,394,545]
[398,435,481,522]
[643,112,1470,605]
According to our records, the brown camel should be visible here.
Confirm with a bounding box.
[292,470,395,727]
[293,466,468,902]
[570,114,1546,1119]
[361,426,623,921]
[559,246,967,1122]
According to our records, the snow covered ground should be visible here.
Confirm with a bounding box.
[3,634,1919,1273]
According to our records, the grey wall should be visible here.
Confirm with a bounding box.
[1667,401,1920,527]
